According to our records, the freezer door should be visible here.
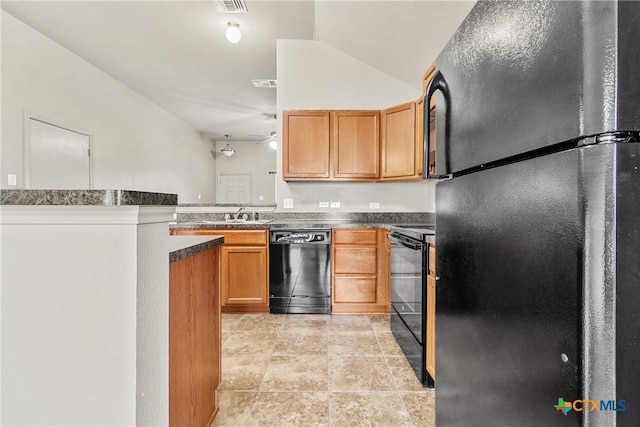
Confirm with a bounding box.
[432,1,640,175]
[435,148,582,426]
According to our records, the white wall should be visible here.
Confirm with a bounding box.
[1,11,215,203]
[213,139,277,205]
[0,205,173,426]
[276,39,436,212]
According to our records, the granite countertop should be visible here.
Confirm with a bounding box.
[169,235,224,262]
[171,212,435,231]
[170,220,413,231]
[0,189,178,206]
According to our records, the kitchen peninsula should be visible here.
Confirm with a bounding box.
[0,190,223,426]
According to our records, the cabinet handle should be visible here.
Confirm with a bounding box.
[423,70,452,179]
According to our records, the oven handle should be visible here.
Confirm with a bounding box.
[388,232,423,251]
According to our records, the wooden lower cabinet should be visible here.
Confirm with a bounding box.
[221,245,268,309]
[426,244,436,380]
[331,228,390,313]
[169,246,221,427]
[171,229,269,313]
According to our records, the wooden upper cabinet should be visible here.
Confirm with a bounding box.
[283,111,331,179]
[283,110,379,181]
[333,111,379,179]
[380,101,416,179]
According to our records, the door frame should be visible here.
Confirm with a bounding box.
[23,111,94,189]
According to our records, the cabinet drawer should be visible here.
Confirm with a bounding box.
[334,276,377,303]
[334,247,377,274]
[220,230,268,245]
[429,245,436,275]
[333,229,378,245]
[171,228,267,245]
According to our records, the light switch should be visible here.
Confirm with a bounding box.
[7,174,17,186]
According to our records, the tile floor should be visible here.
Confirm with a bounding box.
[212,313,435,427]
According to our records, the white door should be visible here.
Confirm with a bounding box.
[28,118,91,189]
[217,174,251,204]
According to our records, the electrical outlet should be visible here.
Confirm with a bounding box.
[319,202,329,208]
[330,201,340,208]
[7,174,17,186]
[283,198,294,209]
[197,194,202,200]
[259,195,264,201]
[369,202,380,209]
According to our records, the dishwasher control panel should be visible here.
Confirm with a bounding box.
[270,229,331,244]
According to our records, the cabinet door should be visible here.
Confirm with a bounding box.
[427,273,436,379]
[221,246,268,306]
[333,111,379,179]
[283,111,331,179]
[170,247,220,426]
[427,242,436,380]
[381,102,416,179]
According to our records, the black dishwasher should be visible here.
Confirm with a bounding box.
[269,229,331,314]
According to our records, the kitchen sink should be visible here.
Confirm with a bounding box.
[226,218,274,224]
[200,219,274,225]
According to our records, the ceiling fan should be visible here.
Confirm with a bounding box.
[257,131,278,150]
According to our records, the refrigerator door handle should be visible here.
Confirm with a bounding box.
[423,70,452,180]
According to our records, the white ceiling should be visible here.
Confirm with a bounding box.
[1,0,475,142]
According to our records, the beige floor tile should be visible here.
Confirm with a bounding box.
[236,313,287,332]
[211,390,257,427]
[375,332,405,357]
[222,331,277,356]
[401,391,436,427]
[219,355,270,391]
[330,392,413,427]
[260,355,328,391]
[221,313,245,332]
[385,356,427,391]
[328,332,382,356]
[250,391,330,427]
[273,331,328,356]
[214,314,434,427]
[328,355,395,391]
[368,314,391,332]
[283,314,329,332]
[328,314,373,332]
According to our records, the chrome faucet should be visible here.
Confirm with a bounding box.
[234,206,245,220]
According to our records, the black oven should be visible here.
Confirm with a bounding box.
[388,226,434,387]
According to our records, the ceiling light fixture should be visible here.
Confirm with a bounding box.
[221,134,235,157]
[225,21,241,43]
[221,143,235,157]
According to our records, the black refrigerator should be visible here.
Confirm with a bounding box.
[425,1,640,426]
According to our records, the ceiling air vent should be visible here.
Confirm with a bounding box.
[212,0,248,13]
[252,79,277,88]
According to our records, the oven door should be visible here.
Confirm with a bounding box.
[388,232,426,344]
